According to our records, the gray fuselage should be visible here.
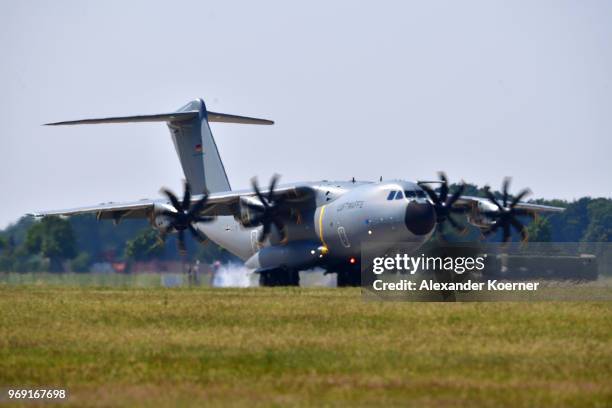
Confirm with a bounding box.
[199,179,436,271]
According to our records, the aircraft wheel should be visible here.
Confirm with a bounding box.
[258,271,272,286]
[258,268,300,287]
[336,269,361,287]
[285,269,300,286]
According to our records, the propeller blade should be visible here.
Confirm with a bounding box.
[251,177,269,209]
[447,183,465,206]
[268,173,280,202]
[420,184,441,205]
[188,193,209,217]
[188,224,207,243]
[439,172,449,202]
[510,188,531,208]
[484,186,504,211]
[259,222,271,243]
[162,188,182,211]
[272,218,287,242]
[182,180,191,210]
[502,177,510,207]
[509,217,528,241]
[177,230,186,254]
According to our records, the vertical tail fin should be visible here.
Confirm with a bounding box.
[45,98,274,194]
[168,99,228,193]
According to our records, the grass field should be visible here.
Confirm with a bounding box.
[1,285,611,407]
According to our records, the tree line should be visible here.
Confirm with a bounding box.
[0,215,235,273]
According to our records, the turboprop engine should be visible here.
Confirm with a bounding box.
[148,181,216,253]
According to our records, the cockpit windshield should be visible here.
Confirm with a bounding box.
[387,189,427,201]
[404,190,426,199]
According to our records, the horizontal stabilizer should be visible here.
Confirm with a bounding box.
[206,111,273,125]
[44,110,273,126]
[44,111,199,126]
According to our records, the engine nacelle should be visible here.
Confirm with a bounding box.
[238,196,264,226]
[466,200,499,229]
[150,203,176,232]
[152,214,173,231]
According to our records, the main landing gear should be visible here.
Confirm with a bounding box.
[328,259,362,287]
[336,269,362,287]
[256,261,363,288]
[258,267,300,287]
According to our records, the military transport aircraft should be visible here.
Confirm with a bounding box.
[34,99,564,286]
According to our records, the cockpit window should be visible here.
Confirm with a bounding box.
[395,191,404,200]
[404,190,427,199]
[386,191,396,200]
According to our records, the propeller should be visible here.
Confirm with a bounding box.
[158,180,215,254]
[482,177,533,242]
[420,172,467,233]
[247,174,287,244]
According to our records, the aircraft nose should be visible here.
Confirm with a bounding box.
[404,201,436,235]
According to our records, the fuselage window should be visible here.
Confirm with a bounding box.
[404,190,416,198]
[386,191,396,200]
[395,190,404,200]
[416,190,426,198]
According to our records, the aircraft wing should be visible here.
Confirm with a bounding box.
[452,196,565,213]
[31,199,159,220]
[31,184,316,221]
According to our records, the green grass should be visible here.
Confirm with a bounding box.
[0,285,611,407]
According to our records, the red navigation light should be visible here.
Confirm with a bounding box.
[349,257,356,264]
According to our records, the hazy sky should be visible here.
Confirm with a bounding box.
[1,0,611,228]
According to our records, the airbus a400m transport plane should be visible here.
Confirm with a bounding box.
[35,99,563,286]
